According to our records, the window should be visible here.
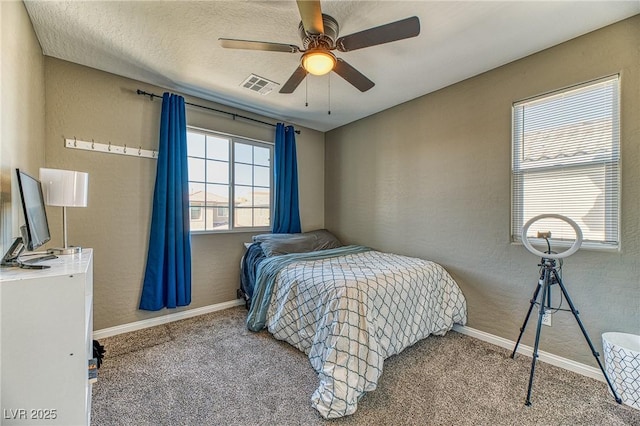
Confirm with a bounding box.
[187,127,272,232]
[190,206,202,220]
[511,75,620,248]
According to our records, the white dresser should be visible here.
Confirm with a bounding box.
[1,249,93,425]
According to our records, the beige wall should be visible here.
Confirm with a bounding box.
[325,16,640,366]
[43,58,324,329]
[0,1,46,254]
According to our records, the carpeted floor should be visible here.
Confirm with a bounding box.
[91,306,639,425]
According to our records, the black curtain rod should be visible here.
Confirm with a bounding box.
[136,90,300,134]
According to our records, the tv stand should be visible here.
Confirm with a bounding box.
[0,249,94,425]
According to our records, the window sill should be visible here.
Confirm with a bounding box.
[510,240,620,254]
[191,227,271,236]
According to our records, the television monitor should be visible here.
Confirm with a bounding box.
[16,168,51,251]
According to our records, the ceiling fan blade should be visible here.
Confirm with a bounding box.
[336,16,420,52]
[333,59,375,92]
[279,66,308,94]
[219,38,300,53]
[296,0,324,35]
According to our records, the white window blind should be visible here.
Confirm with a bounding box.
[511,75,620,248]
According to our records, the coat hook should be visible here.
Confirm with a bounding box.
[91,139,95,149]
[74,136,77,147]
[108,141,111,151]
[124,144,127,154]
[138,146,142,156]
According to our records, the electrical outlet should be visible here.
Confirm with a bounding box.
[542,311,552,327]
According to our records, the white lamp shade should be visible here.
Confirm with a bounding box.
[39,168,89,207]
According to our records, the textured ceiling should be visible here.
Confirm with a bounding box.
[24,1,639,132]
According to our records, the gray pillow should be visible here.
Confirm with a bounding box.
[253,229,342,257]
[305,229,343,251]
[252,233,297,243]
[260,235,316,257]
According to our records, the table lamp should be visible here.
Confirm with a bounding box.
[39,168,89,254]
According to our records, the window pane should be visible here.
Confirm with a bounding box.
[235,185,253,206]
[206,207,229,230]
[206,184,229,207]
[254,165,269,187]
[254,146,270,166]
[516,83,618,170]
[517,165,614,243]
[253,189,270,208]
[187,132,205,158]
[206,160,228,184]
[254,208,270,227]
[235,163,252,185]
[234,207,253,227]
[207,136,228,161]
[520,118,615,168]
[235,142,252,164]
[188,158,205,182]
[188,181,206,231]
[189,210,205,230]
[188,182,205,205]
[190,206,202,220]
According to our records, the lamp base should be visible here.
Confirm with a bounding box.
[47,246,82,255]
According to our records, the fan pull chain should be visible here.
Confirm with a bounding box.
[305,77,308,107]
[328,73,331,115]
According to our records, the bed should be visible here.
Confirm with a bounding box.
[241,230,467,419]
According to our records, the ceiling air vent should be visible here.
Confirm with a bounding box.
[241,74,279,95]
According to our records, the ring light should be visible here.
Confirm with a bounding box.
[521,214,583,259]
[513,213,621,405]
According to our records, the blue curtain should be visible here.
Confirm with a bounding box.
[139,93,192,311]
[272,123,301,234]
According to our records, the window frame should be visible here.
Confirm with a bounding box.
[187,126,273,234]
[510,75,621,251]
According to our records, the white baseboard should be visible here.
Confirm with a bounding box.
[93,299,245,340]
[453,324,605,382]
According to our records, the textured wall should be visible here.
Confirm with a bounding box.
[325,16,640,366]
[44,58,324,329]
[0,1,46,253]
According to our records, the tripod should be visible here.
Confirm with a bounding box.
[510,255,622,406]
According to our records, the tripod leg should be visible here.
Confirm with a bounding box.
[525,268,551,406]
[511,279,543,359]
[552,269,622,404]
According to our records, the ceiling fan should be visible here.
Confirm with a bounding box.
[219,0,420,94]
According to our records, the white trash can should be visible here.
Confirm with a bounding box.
[602,332,640,410]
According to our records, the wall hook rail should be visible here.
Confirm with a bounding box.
[64,138,157,159]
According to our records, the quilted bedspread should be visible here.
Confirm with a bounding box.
[247,246,467,418]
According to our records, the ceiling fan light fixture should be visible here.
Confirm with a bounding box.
[302,50,336,76]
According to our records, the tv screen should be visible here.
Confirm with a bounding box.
[16,169,51,251]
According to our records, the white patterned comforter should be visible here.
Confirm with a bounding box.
[261,248,467,418]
